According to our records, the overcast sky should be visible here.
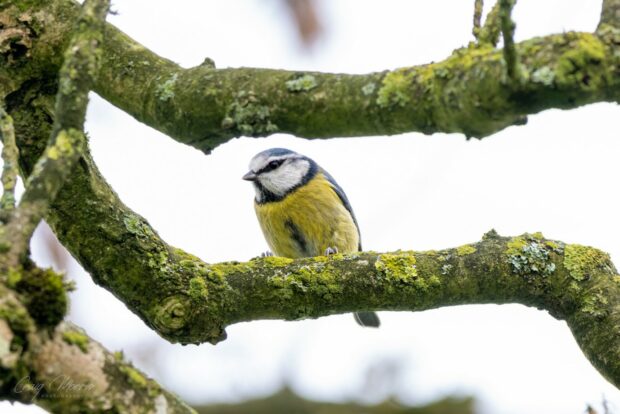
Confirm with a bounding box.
[5,1,620,413]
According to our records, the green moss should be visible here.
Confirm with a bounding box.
[119,364,148,388]
[564,244,611,282]
[555,34,607,89]
[62,330,89,353]
[7,268,22,288]
[457,245,476,256]
[505,235,556,277]
[376,69,412,108]
[375,253,417,281]
[14,266,67,328]
[155,72,178,101]
[262,256,294,267]
[285,74,318,92]
[188,276,208,301]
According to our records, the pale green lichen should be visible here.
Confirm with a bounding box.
[62,330,89,353]
[285,74,318,92]
[505,235,556,277]
[375,253,417,281]
[457,245,476,256]
[376,69,412,108]
[555,34,607,89]
[361,82,376,96]
[155,73,178,102]
[564,244,611,282]
[531,66,555,85]
[119,364,148,388]
[223,91,278,136]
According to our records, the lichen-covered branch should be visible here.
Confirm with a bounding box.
[598,0,620,31]
[0,108,18,221]
[477,2,501,46]
[1,0,109,267]
[0,274,195,413]
[1,1,620,153]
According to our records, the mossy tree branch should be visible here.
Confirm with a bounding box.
[1,0,109,268]
[0,109,18,221]
[0,274,195,413]
[0,0,619,153]
[477,2,502,46]
[498,0,521,83]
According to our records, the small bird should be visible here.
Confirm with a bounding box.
[243,148,380,328]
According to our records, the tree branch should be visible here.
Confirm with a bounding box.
[1,0,619,154]
[598,0,620,31]
[477,2,501,46]
[499,0,521,83]
[0,279,195,413]
[472,0,484,40]
[1,0,109,268]
[0,108,18,222]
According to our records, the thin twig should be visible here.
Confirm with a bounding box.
[473,0,484,40]
[598,0,620,31]
[477,1,501,46]
[0,108,18,221]
[499,0,520,83]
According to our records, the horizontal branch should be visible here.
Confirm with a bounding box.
[1,1,619,153]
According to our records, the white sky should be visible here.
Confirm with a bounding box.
[4,1,620,413]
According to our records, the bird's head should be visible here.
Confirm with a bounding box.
[243,148,317,203]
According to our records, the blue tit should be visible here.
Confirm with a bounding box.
[243,148,380,328]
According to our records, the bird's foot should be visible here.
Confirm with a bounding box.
[261,251,274,258]
[324,246,338,256]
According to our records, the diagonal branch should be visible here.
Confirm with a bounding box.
[0,280,195,413]
[2,0,109,267]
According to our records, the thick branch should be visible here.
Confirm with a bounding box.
[1,1,620,153]
[0,280,195,413]
[2,0,109,267]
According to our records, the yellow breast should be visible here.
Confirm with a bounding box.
[254,173,360,258]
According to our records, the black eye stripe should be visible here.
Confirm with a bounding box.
[258,159,284,174]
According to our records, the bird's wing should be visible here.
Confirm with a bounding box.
[320,168,362,251]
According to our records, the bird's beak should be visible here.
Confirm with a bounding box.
[242,171,257,181]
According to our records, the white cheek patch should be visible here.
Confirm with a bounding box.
[260,160,310,196]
